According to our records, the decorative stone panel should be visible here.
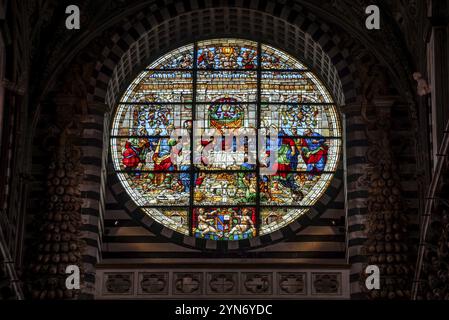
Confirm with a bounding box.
[241,273,273,295]
[311,273,342,296]
[138,272,169,295]
[103,273,134,296]
[278,273,306,296]
[207,273,238,295]
[173,272,203,295]
[95,267,350,299]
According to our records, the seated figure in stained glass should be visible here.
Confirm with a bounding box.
[300,128,328,179]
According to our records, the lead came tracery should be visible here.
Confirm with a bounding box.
[110,39,342,241]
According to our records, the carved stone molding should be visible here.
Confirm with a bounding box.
[207,273,238,295]
[95,268,350,299]
[103,273,133,295]
[173,273,203,295]
[138,273,169,295]
[241,273,273,295]
[312,273,341,296]
[278,273,306,295]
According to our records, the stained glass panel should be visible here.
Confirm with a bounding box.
[261,71,332,103]
[259,132,341,173]
[148,44,194,69]
[260,104,341,135]
[260,173,335,206]
[121,71,193,103]
[111,104,192,136]
[117,172,190,206]
[194,173,257,205]
[142,208,190,235]
[195,101,257,170]
[196,100,257,132]
[111,39,342,240]
[197,39,258,69]
[261,45,307,70]
[260,208,308,235]
[197,70,257,102]
[192,207,257,240]
[111,137,192,172]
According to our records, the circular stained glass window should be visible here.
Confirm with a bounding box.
[110,39,342,241]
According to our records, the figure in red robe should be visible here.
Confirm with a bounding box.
[241,50,256,69]
[198,49,215,69]
[122,139,149,169]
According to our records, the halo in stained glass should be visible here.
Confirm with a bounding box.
[110,39,342,242]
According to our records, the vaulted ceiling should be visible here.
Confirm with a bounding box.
[5,0,426,110]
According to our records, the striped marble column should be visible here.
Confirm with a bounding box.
[77,102,110,299]
[341,101,371,299]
